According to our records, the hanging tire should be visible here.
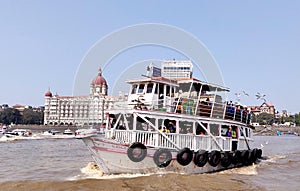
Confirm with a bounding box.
[176,148,193,166]
[256,148,262,159]
[193,150,208,167]
[127,142,147,162]
[232,150,242,165]
[153,148,172,168]
[241,150,251,165]
[220,151,233,168]
[251,148,258,163]
[208,150,221,167]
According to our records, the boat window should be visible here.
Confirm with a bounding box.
[138,84,145,94]
[172,87,176,97]
[136,117,154,131]
[146,83,154,93]
[179,121,193,134]
[131,84,138,94]
[125,114,133,130]
[159,84,164,99]
[240,127,244,137]
[245,128,249,137]
[154,83,158,94]
[196,123,207,135]
[231,125,238,138]
[166,85,170,96]
[209,123,219,136]
[163,119,176,133]
[221,125,229,136]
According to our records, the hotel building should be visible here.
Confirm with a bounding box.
[43,68,109,126]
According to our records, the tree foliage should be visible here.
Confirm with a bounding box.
[251,113,274,125]
[22,108,44,124]
[0,108,22,125]
[0,108,43,125]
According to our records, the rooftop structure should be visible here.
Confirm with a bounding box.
[161,60,193,79]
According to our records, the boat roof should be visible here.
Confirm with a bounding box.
[177,78,230,92]
[126,76,179,87]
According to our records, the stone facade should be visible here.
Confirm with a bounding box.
[44,68,108,126]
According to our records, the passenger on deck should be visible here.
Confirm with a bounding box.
[232,129,237,138]
[161,126,170,133]
[226,128,232,137]
[168,122,176,133]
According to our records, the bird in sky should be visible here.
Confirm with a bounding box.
[242,90,249,96]
[256,92,266,102]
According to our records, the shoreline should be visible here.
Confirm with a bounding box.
[253,125,300,136]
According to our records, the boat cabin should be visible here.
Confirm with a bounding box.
[126,77,178,112]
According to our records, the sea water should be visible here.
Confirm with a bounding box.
[0,136,299,191]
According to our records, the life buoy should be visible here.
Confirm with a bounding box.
[176,148,193,166]
[220,151,233,168]
[193,150,208,167]
[232,150,242,165]
[127,142,147,162]
[208,150,221,167]
[241,150,251,165]
[153,148,172,168]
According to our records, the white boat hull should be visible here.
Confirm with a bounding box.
[82,135,243,174]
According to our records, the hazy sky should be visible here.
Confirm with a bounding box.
[0,1,300,113]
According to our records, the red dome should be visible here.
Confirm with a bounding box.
[45,90,52,97]
[91,68,107,86]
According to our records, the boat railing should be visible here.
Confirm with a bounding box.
[172,97,251,124]
[104,96,251,125]
[106,129,233,151]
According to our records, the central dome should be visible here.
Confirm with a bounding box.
[91,68,107,86]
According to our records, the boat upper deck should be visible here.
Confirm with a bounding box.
[106,73,251,127]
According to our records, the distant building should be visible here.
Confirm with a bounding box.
[12,104,31,114]
[249,102,275,115]
[43,68,109,126]
[161,60,193,79]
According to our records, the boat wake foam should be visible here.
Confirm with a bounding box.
[264,155,287,163]
[218,164,258,175]
[70,162,153,180]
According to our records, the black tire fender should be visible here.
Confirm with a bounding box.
[153,148,172,168]
[193,150,208,167]
[232,150,242,165]
[208,150,221,167]
[220,151,233,168]
[127,142,147,162]
[241,150,251,165]
[176,147,193,166]
[256,148,263,159]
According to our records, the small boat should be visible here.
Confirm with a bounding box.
[75,128,98,139]
[82,62,262,175]
[41,130,60,136]
[63,129,73,135]
[5,129,32,137]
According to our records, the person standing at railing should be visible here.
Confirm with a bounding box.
[226,128,232,137]
[232,129,237,138]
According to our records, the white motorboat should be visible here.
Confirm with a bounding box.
[82,62,262,175]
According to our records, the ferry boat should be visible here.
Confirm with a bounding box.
[82,63,262,174]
